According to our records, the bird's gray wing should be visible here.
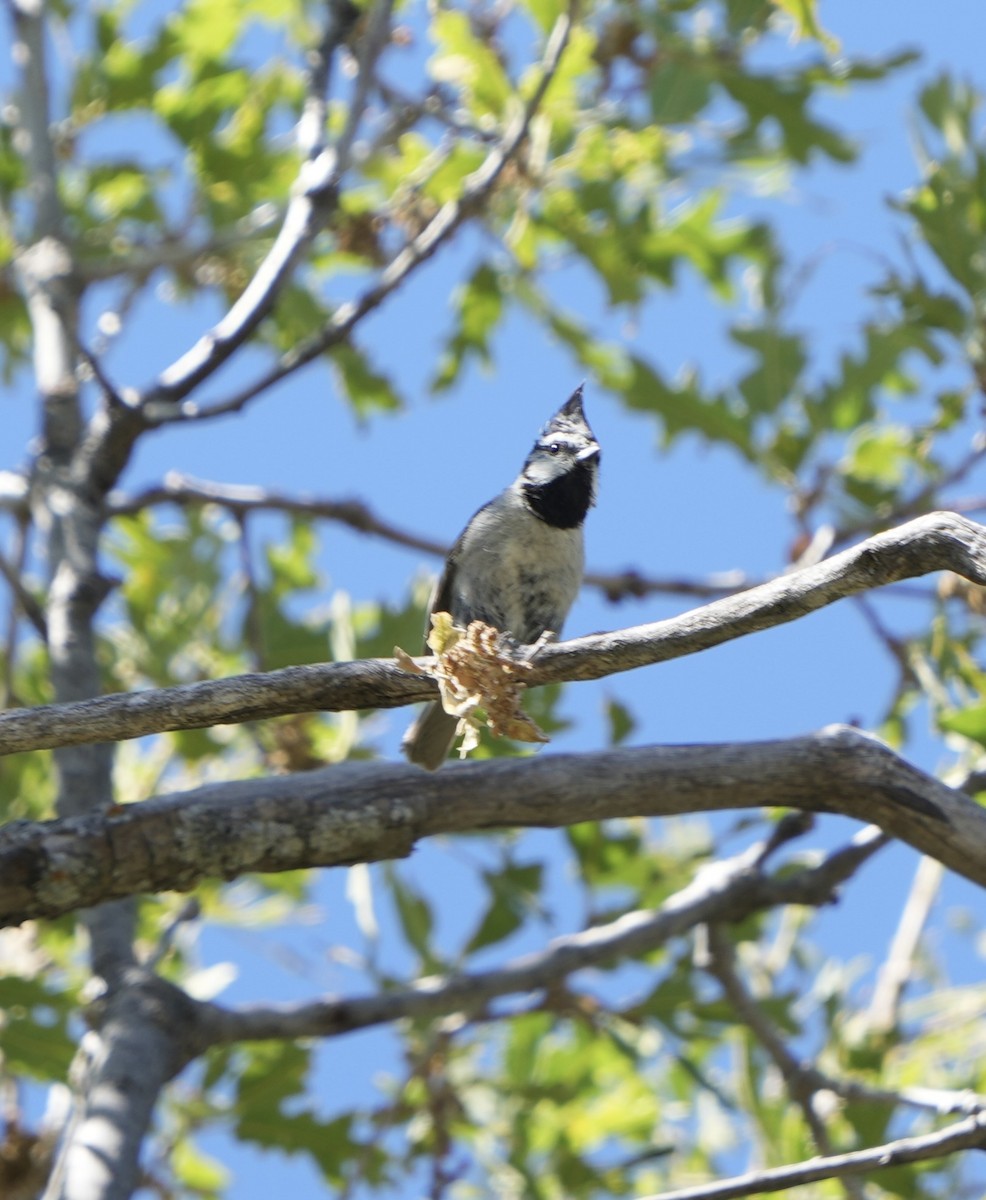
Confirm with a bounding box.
[420,499,493,652]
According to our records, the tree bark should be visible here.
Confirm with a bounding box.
[3,725,984,928]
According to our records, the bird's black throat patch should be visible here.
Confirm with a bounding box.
[522,460,596,528]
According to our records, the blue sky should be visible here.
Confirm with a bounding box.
[4,1,986,1195]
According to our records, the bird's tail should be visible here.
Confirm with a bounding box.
[401,701,459,770]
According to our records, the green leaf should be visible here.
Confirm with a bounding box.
[769,0,839,49]
[0,978,75,1079]
[171,1139,231,1195]
[732,324,806,415]
[649,56,712,125]
[464,862,543,954]
[432,262,506,393]
[384,865,438,969]
[330,343,401,417]
[429,11,512,117]
[235,1042,359,1182]
[939,703,986,749]
[604,697,636,747]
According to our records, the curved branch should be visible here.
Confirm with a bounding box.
[3,725,986,928]
[0,512,983,759]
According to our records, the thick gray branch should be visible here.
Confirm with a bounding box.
[3,726,986,928]
[44,969,207,1200]
[0,512,982,759]
[7,9,159,1199]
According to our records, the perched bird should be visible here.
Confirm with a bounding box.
[402,385,600,769]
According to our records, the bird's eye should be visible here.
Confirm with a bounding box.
[547,443,561,455]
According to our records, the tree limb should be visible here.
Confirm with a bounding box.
[0,512,982,759]
[6,6,154,1198]
[4,725,986,927]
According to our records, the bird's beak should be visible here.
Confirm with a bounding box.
[577,443,600,462]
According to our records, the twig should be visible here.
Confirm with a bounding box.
[74,208,283,284]
[865,854,943,1036]
[632,1110,986,1200]
[71,330,127,409]
[111,472,754,600]
[108,473,448,558]
[330,0,395,175]
[145,898,201,970]
[1,513,35,702]
[157,4,576,423]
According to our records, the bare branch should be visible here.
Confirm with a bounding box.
[160,5,577,423]
[534,511,986,687]
[4,726,986,927]
[201,826,882,1044]
[633,1110,986,1200]
[1,512,983,759]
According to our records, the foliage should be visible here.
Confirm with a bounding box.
[1,0,986,1197]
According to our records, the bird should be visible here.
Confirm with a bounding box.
[401,384,600,769]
